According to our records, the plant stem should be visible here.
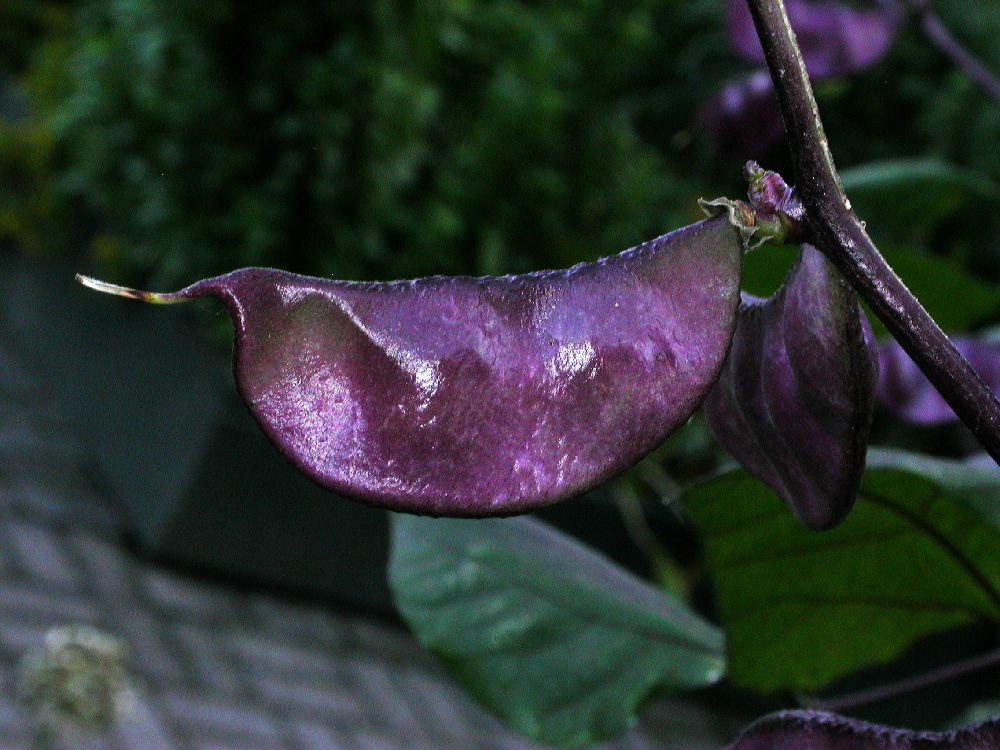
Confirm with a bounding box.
[906,0,1000,106]
[612,483,682,592]
[746,0,1000,466]
[805,645,1000,713]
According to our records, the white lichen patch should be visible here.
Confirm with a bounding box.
[16,625,135,744]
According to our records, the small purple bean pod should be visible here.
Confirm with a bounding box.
[704,244,879,530]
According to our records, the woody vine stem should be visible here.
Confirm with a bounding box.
[747,0,1000,465]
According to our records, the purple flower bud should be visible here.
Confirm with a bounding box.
[704,244,879,530]
[745,161,808,242]
[878,338,1000,425]
[726,0,900,79]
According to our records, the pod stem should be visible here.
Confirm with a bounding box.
[904,0,1000,107]
[75,274,190,305]
[746,0,1000,466]
[804,645,1000,713]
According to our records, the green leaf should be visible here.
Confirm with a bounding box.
[682,452,1000,693]
[741,239,999,338]
[841,158,1000,237]
[949,698,1000,730]
[840,160,1000,336]
[863,244,1000,336]
[866,449,1000,525]
[740,242,797,299]
[388,514,725,748]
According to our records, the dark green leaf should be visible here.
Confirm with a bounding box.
[740,242,797,299]
[863,244,1000,337]
[737,240,999,336]
[682,453,1000,692]
[388,514,725,748]
[866,448,1000,525]
[950,699,1000,730]
[841,159,1000,238]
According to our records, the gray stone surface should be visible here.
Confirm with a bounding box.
[0,326,742,749]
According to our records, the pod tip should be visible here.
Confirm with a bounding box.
[75,274,186,305]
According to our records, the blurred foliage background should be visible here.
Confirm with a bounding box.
[2,0,714,285]
[2,0,997,292]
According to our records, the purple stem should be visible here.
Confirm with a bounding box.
[745,0,1000,466]
[908,0,1000,106]
[806,645,1000,713]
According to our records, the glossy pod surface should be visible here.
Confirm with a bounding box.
[85,218,742,515]
[705,244,878,530]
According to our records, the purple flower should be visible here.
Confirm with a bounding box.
[727,0,900,79]
[705,0,900,156]
[878,337,1000,425]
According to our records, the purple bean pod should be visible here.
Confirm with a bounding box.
[79,217,743,516]
[704,244,878,530]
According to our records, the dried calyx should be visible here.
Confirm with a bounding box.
[701,161,807,251]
